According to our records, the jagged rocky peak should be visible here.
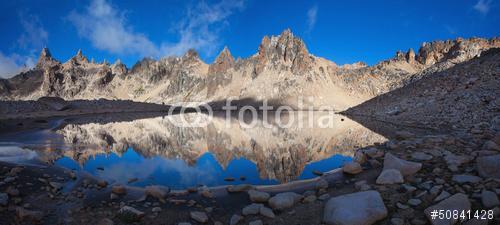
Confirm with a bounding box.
[209,46,235,74]
[111,59,127,76]
[182,48,201,63]
[36,47,59,69]
[256,28,311,73]
[67,49,89,66]
[415,37,500,65]
[393,48,416,64]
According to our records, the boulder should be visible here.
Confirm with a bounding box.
[481,190,499,208]
[249,220,263,225]
[424,193,470,225]
[383,153,422,176]
[242,203,262,215]
[342,162,363,174]
[376,169,404,184]
[259,206,275,218]
[248,190,270,203]
[268,192,302,210]
[476,154,500,179]
[323,191,387,225]
[229,214,243,225]
[97,218,114,225]
[190,211,208,223]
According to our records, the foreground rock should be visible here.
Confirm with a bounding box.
[190,211,208,223]
[383,153,422,176]
[268,192,302,210]
[323,191,387,225]
[248,190,270,203]
[424,193,471,225]
[476,154,500,179]
[342,162,363,174]
[376,169,404,184]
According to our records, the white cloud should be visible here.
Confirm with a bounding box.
[68,0,245,59]
[67,0,159,57]
[474,0,492,15]
[0,14,47,79]
[160,0,245,57]
[306,5,318,33]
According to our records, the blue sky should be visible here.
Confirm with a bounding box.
[0,0,498,78]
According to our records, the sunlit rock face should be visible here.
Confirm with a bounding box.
[54,113,386,182]
[1,30,497,111]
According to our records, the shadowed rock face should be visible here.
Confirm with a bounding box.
[44,113,386,182]
[0,30,498,111]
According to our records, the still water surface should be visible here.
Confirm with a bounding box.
[0,112,386,189]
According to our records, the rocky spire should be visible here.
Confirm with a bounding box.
[69,49,89,65]
[406,48,416,63]
[208,46,235,74]
[255,29,311,74]
[111,59,127,76]
[182,49,200,61]
[36,47,58,69]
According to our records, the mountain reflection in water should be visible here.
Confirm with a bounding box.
[0,112,387,188]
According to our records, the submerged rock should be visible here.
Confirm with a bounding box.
[323,191,387,225]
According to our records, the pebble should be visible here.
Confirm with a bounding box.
[229,214,243,225]
[190,211,208,223]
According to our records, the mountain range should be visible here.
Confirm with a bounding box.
[0,29,498,111]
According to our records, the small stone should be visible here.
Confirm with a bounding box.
[229,214,243,225]
[434,191,451,202]
[118,206,144,221]
[268,192,302,210]
[408,198,422,206]
[111,185,127,195]
[259,206,275,218]
[383,153,422,176]
[342,162,363,174]
[411,152,433,161]
[190,211,208,223]
[312,170,323,176]
[452,174,482,184]
[97,180,108,188]
[402,184,417,193]
[249,220,263,225]
[0,193,8,206]
[152,207,162,213]
[376,169,404,184]
[318,193,330,201]
[248,190,270,203]
[178,223,192,225]
[481,190,499,208]
[49,182,63,190]
[302,195,317,203]
[242,203,262,215]
[396,202,410,209]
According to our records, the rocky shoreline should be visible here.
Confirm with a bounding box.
[1,122,499,224]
